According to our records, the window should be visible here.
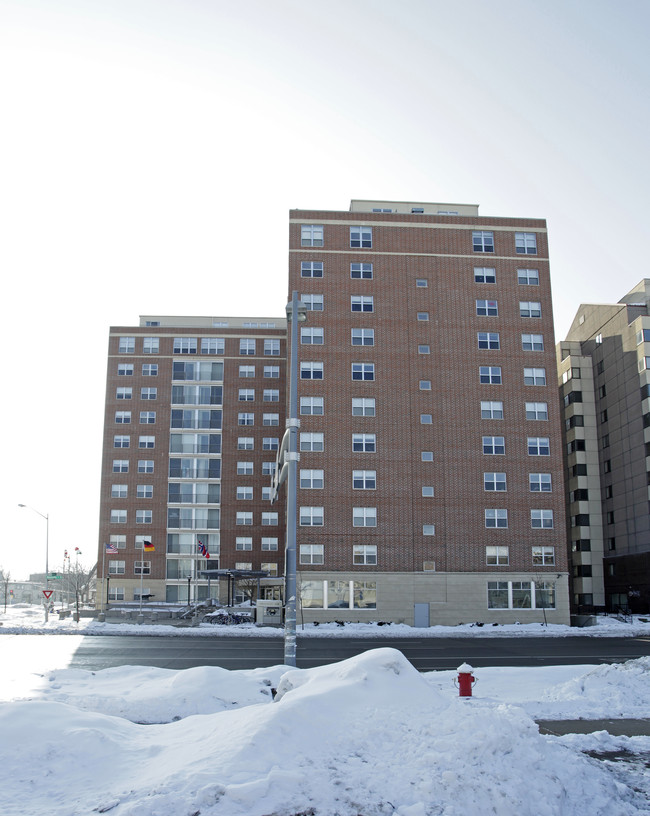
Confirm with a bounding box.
[300,396,324,415]
[236,537,252,551]
[141,337,159,354]
[515,233,537,255]
[237,487,253,500]
[111,485,127,498]
[173,338,197,354]
[353,507,377,527]
[484,472,506,492]
[416,278,428,288]
[418,345,430,355]
[201,337,225,355]
[237,437,254,450]
[486,546,509,566]
[300,432,324,452]
[141,387,157,400]
[529,473,552,492]
[264,339,281,356]
[476,299,498,316]
[522,333,544,351]
[531,509,554,529]
[239,339,256,356]
[487,581,510,609]
[300,469,324,489]
[262,511,278,526]
[422,486,434,497]
[263,413,279,426]
[301,224,324,246]
[301,261,323,277]
[237,413,254,427]
[139,411,156,424]
[351,295,374,312]
[115,411,131,424]
[108,560,125,575]
[138,460,154,473]
[301,294,323,311]
[351,398,375,417]
[485,509,508,528]
[239,365,255,378]
[142,364,157,376]
[526,402,548,420]
[262,462,276,475]
[116,387,132,400]
[118,364,134,376]
[481,401,503,419]
[352,363,375,381]
[237,461,254,475]
[351,262,373,279]
[478,332,500,349]
[353,470,376,490]
[135,510,152,524]
[532,546,555,565]
[109,535,126,550]
[137,485,153,499]
[262,437,278,451]
[119,336,135,353]
[422,524,435,536]
[261,537,278,551]
[300,506,324,526]
[480,366,502,384]
[112,460,129,473]
[351,328,374,346]
[518,269,539,285]
[350,225,372,248]
[520,301,542,318]
[113,435,130,448]
[236,512,253,525]
[420,414,433,424]
[473,231,494,252]
[528,437,550,456]
[263,389,279,402]
[300,544,324,565]
[419,380,432,390]
[483,436,505,455]
[417,312,429,322]
[264,365,280,378]
[474,267,496,283]
[353,433,376,452]
[301,327,324,345]
[524,367,546,386]
[138,436,155,449]
[301,362,323,380]
[421,451,434,461]
[353,544,377,565]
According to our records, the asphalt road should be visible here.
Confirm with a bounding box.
[65,634,650,672]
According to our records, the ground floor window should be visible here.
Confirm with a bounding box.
[108,586,125,601]
[300,579,376,609]
[487,580,555,610]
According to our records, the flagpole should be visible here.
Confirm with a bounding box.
[101,543,106,615]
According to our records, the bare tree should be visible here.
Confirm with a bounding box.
[0,568,10,612]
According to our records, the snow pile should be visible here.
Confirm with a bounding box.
[1,648,648,815]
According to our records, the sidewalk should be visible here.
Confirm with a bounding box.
[537,719,650,736]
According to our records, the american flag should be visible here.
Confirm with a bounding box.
[105,542,118,554]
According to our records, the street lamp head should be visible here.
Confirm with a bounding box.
[285,300,308,322]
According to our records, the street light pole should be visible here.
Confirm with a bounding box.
[18,504,49,622]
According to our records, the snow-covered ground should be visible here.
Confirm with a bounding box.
[1,605,649,815]
[2,602,650,637]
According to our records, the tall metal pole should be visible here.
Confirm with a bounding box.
[284,290,300,667]
[18,504,49,622]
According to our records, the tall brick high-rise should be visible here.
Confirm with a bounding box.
[289,200,569,624]
[97,200,570,625]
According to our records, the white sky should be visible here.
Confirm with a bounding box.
[2,0,649,580]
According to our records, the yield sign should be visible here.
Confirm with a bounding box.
[43,590,53,599]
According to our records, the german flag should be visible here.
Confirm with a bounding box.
[143,541,155,552]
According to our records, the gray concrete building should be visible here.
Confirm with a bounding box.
[558,280,650,613]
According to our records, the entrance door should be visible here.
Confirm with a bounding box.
[413,603,430,628]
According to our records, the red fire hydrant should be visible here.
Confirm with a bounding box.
[454,662,477,697]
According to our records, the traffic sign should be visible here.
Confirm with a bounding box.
[47,573,63,580]
[43,590,53,599]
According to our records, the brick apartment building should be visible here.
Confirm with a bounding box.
[97,317,287,605]
[97,200,570,624]
[558,280,650,614]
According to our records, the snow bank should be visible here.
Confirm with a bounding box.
[1,648,648,815]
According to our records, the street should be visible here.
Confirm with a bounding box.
[61,633,650,672]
